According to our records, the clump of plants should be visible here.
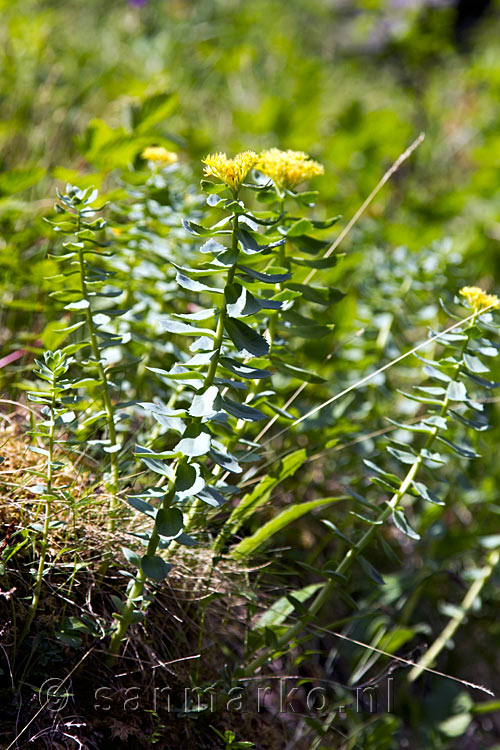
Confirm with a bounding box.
[3,144,500,749]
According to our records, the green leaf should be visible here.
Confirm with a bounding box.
[287,283,344,306]
[176,424,211,457]
[225,283,281,318]
[237,228,285,255]
[221,396,266,421]
[438,713,473,738]
[209,447,242,474]
[131,91,177,132]
[156,508,184,539]
[436,436,480,458]
[463,353,489,374]
[64,299,90,312]
[412,481,444,505]
[200,180,227,195]
[321,518,353,545]
[236,265,292,284]
[359,555,385,585]
[289,189,318,206]
[220,357,271,379]
[291,255,341,269]
[135,445,176,477]
[182,219,229,237]
[231,497,342,559]
[141,555,173,581]
[392,509,420,540]
[188,386,220,418]
[160,319,216,338]
[176,271,222,295]
[196,486,227,507]
[226,449,307,535]
[175,462,206,499]
[127,496,157,518]
[386,447,416,465]
[446,381,467,401]
[224,318,270,357]
[288,234,330,255]
[463,371,499,390]
[172,308,216,322]
[122,547,141,567]
[423,365,452,383]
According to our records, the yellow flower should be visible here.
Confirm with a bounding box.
[202,151,258,192]
[459,286,500,313]
[141,146,178,166]
[257,148,324,190]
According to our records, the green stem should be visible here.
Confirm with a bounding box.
[267,197,286,355]
[408,547,500,682]
[240,325,473,676]
[108,213,240,656]
[108,484,174,657]
[176,212,240,535]
[204,212,239,388]
[77,240,119,528]
[19,377,57,644]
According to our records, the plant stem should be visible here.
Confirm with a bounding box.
[240,325,472,676]
[407,546,500,682]
[108,213,240,656]
[176,211,240,534]
[107,486,174,658]
[19,377,57,644]
[77,240,119,529]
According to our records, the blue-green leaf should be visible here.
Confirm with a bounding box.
[156,508,184,539]
[188,386,220,418]
[176,424,211,457]
[221,396,266,421]
[175,462,206,499]
[141,555,173,581]
[220,357,271,379]
[392,509,420,540]
[237,265,292,284]
[224,318,270,357]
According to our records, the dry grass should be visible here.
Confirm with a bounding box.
[0,416,305,749]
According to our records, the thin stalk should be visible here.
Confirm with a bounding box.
[76,239,119,528]
[408,546,500,682]
[240,324,473,676]
[19,379,57,644]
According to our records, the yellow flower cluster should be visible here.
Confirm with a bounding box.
[459,286,500,313]
[141,146,178,166]
[257,148,324,189]
[202,151,259,192]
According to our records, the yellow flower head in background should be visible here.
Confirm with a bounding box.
[459,285,500,313]
[141,146,178,166]
[257,148,324,190]
[202,151,258,192]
